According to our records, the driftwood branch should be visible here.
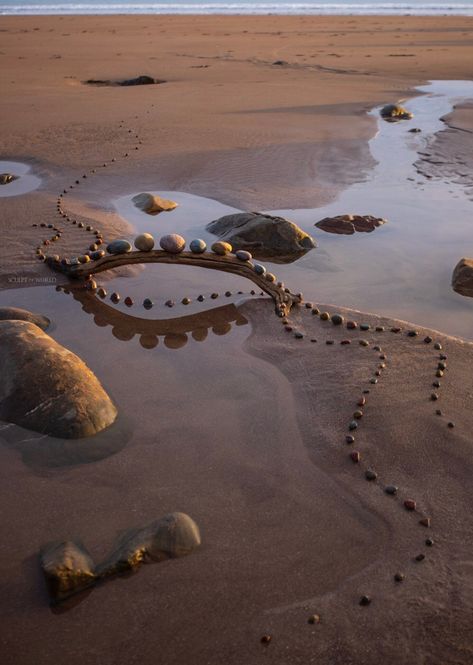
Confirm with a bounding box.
[53,250,300,315]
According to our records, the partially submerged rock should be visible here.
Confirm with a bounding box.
[0,173,18,185]
[97,512,201,577]
[315,214,387,235]
[40,513,201,604]
[380,104,413,121]
[0,320,117,438]
[41,541,96,603]
[206,212,316,263]
[85,76,165,87]
[452,258,473,297]
[132,192,178,216]
[0,306,50,330]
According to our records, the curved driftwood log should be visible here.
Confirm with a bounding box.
[54,250,301,315]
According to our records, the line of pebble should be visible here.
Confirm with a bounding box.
[259,301,456,646]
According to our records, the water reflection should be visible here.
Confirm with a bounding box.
[59,285,248,349]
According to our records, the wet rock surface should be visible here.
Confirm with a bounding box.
[40,513,201,604]
[207,212,316,263]
[452,258,473,297]
[0,173,18,185]
[132,192,178,215]
[84,75,165,87]
[380,104,413,121]
[315,214,387,235]
[0,320,117,438]
[0,306,50,330]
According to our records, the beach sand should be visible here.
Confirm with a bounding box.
[0,14,473,665]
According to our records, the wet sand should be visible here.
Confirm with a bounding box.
[1,14,473,665]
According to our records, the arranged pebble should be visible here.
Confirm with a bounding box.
[107,239,132,255]
[425,538,434,547]
[143,298,153,309]
[419,517,431,528]
[190,238,207,254]
[365,470,378,481]
[360,324,370,331]
[235,250,252,262]
[385,485,398,495]
[308,614,320,625]
[320,312,330,321]
[346,435,355,444]
[124,296,133,307]
[404,499,416,511]
[415,554,425,562]
[134,233,155,251]
[394,573,405,582]
[359,595,371,606]
[331,314,344,326]
[350,451,361,463]
[254,263,266,276]
[347,321,358,330]
[211,241,232,256]
[260,635,272,645]
[110,292,120,303]
[160,234,186,254]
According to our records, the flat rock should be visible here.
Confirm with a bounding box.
[0,320,117,438]
[0,306,50,330]
[132,193,178,216]
[452,257,473,297]
[315,214,386,235]
[206,212,316,264]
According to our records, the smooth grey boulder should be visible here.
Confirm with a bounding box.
[206,212,316,263]
[452,258,473,297]
[0,306,50,330]
[0,320,117,438]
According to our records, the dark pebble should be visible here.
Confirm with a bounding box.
[211,293,219,299]
[424,336,433,344]
[182,297,191,305]
[310,338,317,343]
[365,470,377,481]
[347,320,358,329]
[425,538,434,547]
[110,292,120,303]
[434,342,442,350]
[370,378,378,385]
[294,332,304,339]
[360,323,370,331]
[326,340,334,345]
[308,614,320,625]
[436,409,442,416]
[391,327,401,333]
[404,499,416,511]
[350,451,361,463]
[433,381,441,388]
[124,296,133,307]
[415,554,425,562]
[331,314,344,326]
[385,485,398,495]
[143,298,153,309]
[165,300,175,308]
[436,370,444,378]
[349,421,358,431]
[375,326,385,332]
[438,361,447,371]
[285,326,293,332]
[431,393,439,401]
[260,635,271,645]
[447,422,455,428]
[407,330,418,337]
[394,573,405,582]
[305,302,313,309]
[225,291,232,297]
[346,435,355,444]
[197,295,205,302]
[341,339,351,345]
[312,307,320,315]
[439,353,447,360]
[359,595,371,606]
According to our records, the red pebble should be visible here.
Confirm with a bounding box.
[341,339,351,345]
[350,451,361,463]
[404,499,416,511]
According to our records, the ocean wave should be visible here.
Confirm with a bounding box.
[2,2,473,15]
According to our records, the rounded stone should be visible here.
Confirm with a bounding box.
[360,340,369,347]
[415,554,425,562]
[424,336,433,344]
[189,238,207,254]
[394,573,405,582]
[354,410,363,419]
[360,323,370,331]
[182,297,191,305]
[365,469,377,481]
[436,370,444,378]
[359,595,371,606]
[254,263,266,276]
[404,499,416,511]
[91,250,106,261]
[346,435,355,444]
[370,378,378,385]
[320,312,330,321]
[385,485,398,495]
[431,393,439,401]
[294,331,304,339]
[438,361,447,371]
[124,296,133,307]
[265,273,276,282]
[447,421,455,428]
[425,538,434,547]
[211,241,232,256]
[312,307,320,316]
[375,326,385,332]
[165,300,175,308]
[350,451,361,463]
[110,292,120,303]
[308,614,320,625]
[97,288,107,298]
[143,298,153,309]
[331,314,344,326]
[160,234,186,254]
[260,636,272,645]
[349,420,358,431]
[134,233,155,251]
[107,239,132,255]
[407,330,419,337]
[235,249,252,262]
[434,342,442,350]
[211,293,219,299]
[197,295,205,302]
[347,320,358,329]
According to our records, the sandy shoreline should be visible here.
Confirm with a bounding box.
[1,14,473,665]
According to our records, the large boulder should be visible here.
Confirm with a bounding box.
[452,258,473,297]
[206,212,316,263]
[315,214,386,235]
[0,306,50,330]
[132,192,178,216]
[0,320,117,438]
